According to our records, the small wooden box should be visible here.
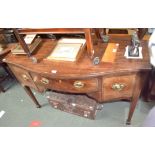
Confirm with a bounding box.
[46,91,99,119]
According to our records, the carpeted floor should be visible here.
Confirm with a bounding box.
[0,68,154,127]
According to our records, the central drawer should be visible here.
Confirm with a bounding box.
[51,78,98,93]
[31,74,99,93]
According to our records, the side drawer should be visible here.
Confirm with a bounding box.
[8,65,38,90]
[102,74,136,101]
[31,73,52,92]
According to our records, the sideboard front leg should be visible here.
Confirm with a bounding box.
[23,86,41,108]
[126,97,139,125]
[126,73,147,125]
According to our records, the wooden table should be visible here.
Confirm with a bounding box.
[3,35,151,124]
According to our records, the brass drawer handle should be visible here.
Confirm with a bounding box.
[22,74,29,81]
[73,81,84,89]
[41,77,49,84]
[112,83,125,91]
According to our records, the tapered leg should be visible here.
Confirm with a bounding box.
[126,73,147,125]
[23,86,41,108]
[126,98,139,125]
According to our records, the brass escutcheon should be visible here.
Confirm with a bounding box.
[112,83,125,91]
[22,74,29,81]
[73,81,84,89]
[41,77,49,84]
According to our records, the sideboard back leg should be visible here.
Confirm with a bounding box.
[23,86,41,108]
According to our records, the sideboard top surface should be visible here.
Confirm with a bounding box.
[4,35,151,79]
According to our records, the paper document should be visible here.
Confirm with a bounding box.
[58,38,86,45]
[47,38,86,61]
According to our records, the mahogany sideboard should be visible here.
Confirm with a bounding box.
[3,33,151,125]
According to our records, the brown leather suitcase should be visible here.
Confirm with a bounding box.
[46,91,102,120]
